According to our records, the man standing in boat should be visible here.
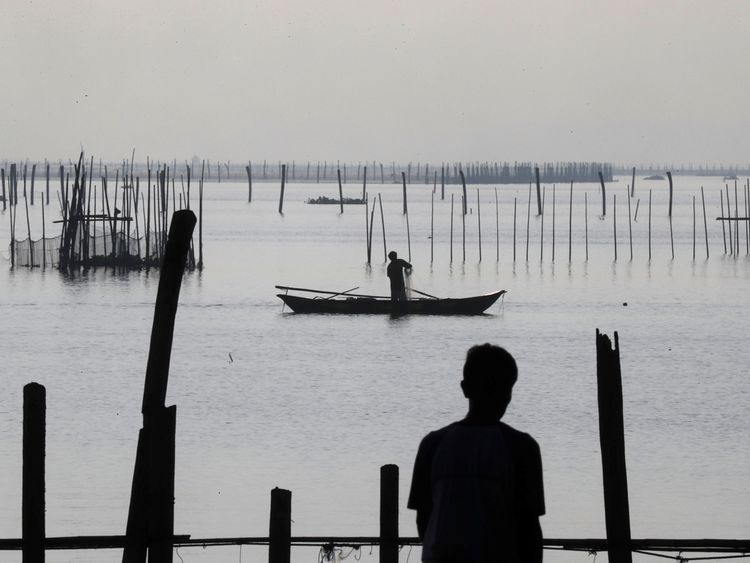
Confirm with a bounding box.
[407,344,545,563]
[386,250,412,301]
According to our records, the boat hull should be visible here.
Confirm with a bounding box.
[277,290,505,315]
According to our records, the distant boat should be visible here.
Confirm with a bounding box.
[723,174,738,181]
[276,285,506,315]
[644,174,665,180]
[306,196,366,205]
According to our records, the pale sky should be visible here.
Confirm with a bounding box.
[2,0,749,166]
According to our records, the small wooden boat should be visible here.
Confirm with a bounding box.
[276,285,506,315]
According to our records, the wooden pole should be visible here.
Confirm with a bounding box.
[198,162,204,269]
[585,192,589,261]
[568,181,573,262]
[552,184,556,262]
[365,194,370,263]
[362,166,367,200]
[513,196,517,262]
[337,169,344,213]
[734,181,740,256]
[378,194,386,261]
[41,193,46,269]
[406,204,412,263]
[692,195,696,260]
[720,189,727,253]
[251,162,253,203]
[269,488,292,563]
[450,193,454,264]
[598,171,607,217]
[379,465,399,563]
[701,187,709,259]
[441,165,445,200]
[30,164,36,206]
[1,168,6,211]
[368,198,376,265]
[666,171,673,218]
[648,190,652,261]
[525,182,531,261]
[46,163,50,205]
[613,194,617,261]
[630,167,635,197]
[401,172,408,215]
[23,382,46,563]
[278,164,286,214]
[534,166,542,215]
[595,330,633,563]
[460,169,467,215]
[430,191,434,264]
[627,188,633,261]
[669,214,674,261]
[461,195,466,263]
[477,189,482,262]
[540,187,545,262]
[495,187,499,262]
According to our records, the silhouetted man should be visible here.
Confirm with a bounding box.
[386,250,412,301]
[408,344,544,563]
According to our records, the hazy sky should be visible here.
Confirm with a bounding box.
[2,0,749,165]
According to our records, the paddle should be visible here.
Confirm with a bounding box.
[410,288,440,300]
[322,287,360,300]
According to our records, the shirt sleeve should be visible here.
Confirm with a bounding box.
[407,433,435,512]
[514,433,545,517]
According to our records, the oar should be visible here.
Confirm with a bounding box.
[410,288,440,300]
[322,286,360,300]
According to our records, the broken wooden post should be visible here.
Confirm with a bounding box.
[595,330,632,563]
[23,382,45,563]
[269,487,292,563]
[598,171,607,216]
[379,465,399,563]
[123,210,196,563]
[246,162,253,202]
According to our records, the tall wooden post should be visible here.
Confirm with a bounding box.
[666,171,673,218]
[459,169,467,215]
[362,165,367,200]
[338,169,344,213]
[598,171,607,217]
[630,167,635,197]
[380,465,399,563]
[246,162,253,202]
[534,166,542,215]
[269,488,292,563]
[596,330,632,563]
[23,382,46,563]
[123,210,196,563]
[401,172,408,215]
[278,164,286,214]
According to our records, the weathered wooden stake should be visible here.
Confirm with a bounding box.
[627,188,633,261]
[630,167,635,197]
[430,191,434,264]
[23,382,45,563]
[585,192,589,261]
[525,182,532,261]
[401,172,408,215]
[477,189,482,262]
[450,194,454,264]
[613,194,617,261]
[701,187,709,259]
[278,164,286,214]
[368,197,376,265]
[495,188,499,262]
[246,162,253,202]
[568,181,573,262]
[378,193,387,261]
[534,166,542,215]
[648,190,652,261]
[513,197,517,262]
[440,165,445,200]
[337,169,344,213]
[362,166,367,200]
[460,169,467,215]
[595,330,633,563]
[406,205,412,262]
[552,184,556,262]
[598,171,607,217]
[540,187,545,262]
[379,465,399,563]
[666,171,673,218]
[269,488,292,563]
[461,195,466,263]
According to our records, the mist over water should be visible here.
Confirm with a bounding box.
[1,175,749,562]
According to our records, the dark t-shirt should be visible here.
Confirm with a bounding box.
[407,420,544,563]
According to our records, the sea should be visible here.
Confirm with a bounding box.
[1,175,748,563]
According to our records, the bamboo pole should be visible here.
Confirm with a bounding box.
[30,164,36,206]
[666,171,673,218]
[534,166,542,215]
[278,164,286,214]
[720,189,727,253]
[365,194,370,263]
[246,162,253,202]
[627,187,633,261]
[368,197,376,265]
[540,187,545,262]
[378,193,386,261]
[1,168,5,211]
[401,172,407,215]
[630,167,635,197]
[46,162,50,205]
[406,204,412,263]
[692,195,696,260]
[441,165,445,200]
[613,194,617,261]
[585,192,589,261]
[669,215,674,261]
[495,188,499,262]
[461,195,466,263]
[477,189,482,262]
[525,182,531,261]
[41,192,46,268]
[460,169,467,215]
[568,181,573,262]
[701,187,709,259]
[362,166,367,200]
[648,190,652,261]
[552,184,556,262]
[734,181,740,256]
[513,197,517,262]
[23,382,45,563]
[598,171,607,217]
[450,194,454,264]
[430,191,434,264]
[338,169,344,213]
[198,161,204,269]
[24,194,33,267]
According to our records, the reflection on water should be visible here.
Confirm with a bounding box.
[0,176,749,562]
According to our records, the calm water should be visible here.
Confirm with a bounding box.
[1,175,749,562]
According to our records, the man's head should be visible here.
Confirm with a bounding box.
[388,251,397,260]
[460,344,517,420]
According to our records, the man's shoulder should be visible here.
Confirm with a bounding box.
[419,421,462,449]
[498,422,541,452]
